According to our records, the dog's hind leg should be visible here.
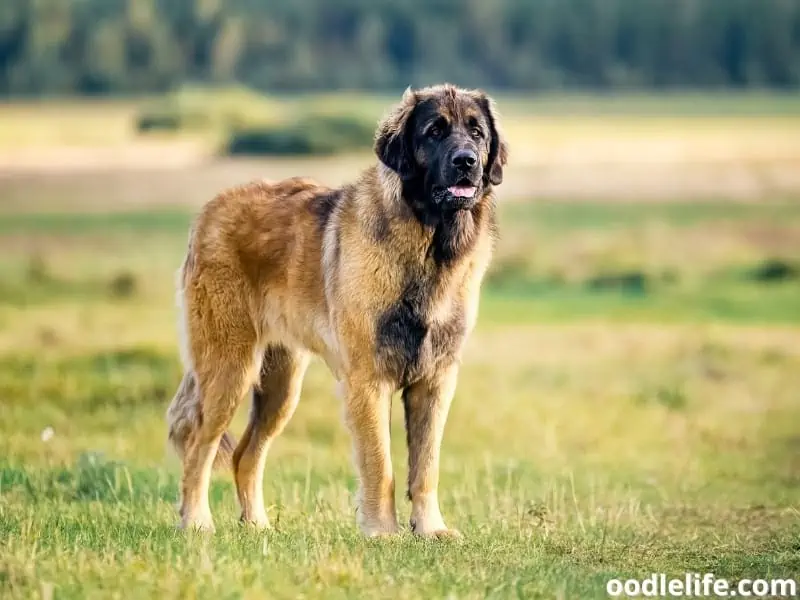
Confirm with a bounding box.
[179,343,257,531]
[233,345,309,528]
[178,286,259,532]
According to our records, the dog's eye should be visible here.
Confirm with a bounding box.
[427,126,442,139]
[470,127,483,139]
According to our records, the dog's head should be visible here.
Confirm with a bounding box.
[375,84,508,220]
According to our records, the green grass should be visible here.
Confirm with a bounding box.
[3,329,799,598]
[3,201,799,323]
[499,200,800,231]
[0,210,192,235]
[3,199,798,235]
[1,194,799,598]
[481,280,800,325]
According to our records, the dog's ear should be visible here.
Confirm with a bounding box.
[374,86,418,179]
[473,91,509,186]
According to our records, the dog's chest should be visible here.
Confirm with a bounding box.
[374,274,467,387]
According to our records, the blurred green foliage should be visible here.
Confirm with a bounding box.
[225,114,376,156]
[135,85,282,133]
[134,85,377,155]
[1,0,799,95]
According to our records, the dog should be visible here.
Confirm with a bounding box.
[166,83,508,538]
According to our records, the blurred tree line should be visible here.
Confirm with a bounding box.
[1,0,799,96]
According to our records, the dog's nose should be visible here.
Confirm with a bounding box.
[451,149,477,169]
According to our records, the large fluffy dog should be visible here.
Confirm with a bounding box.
[166,83,508,537]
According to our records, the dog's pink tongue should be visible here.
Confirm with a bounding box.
[448,186,476,198]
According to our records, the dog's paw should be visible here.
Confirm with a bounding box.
[364,530,402,540]
[409,516,462,540]
[179,514,216,533]
[360,522,401,538]
[356,502,400,538]
[239,515,271,531]
[358,516,401,538]
[416,527,463,540]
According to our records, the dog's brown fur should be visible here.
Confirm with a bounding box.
[166,84,508,537]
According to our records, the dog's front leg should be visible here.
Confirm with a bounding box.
[403,363,461,539]
[342,376,399,537]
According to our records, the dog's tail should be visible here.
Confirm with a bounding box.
[166,371,236,470]
[167,253,235,470]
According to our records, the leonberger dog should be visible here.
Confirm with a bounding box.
[166,83,508,538]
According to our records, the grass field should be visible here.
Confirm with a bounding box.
[1,93,800,598]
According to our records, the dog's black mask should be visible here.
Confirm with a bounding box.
[375,86,508,226]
